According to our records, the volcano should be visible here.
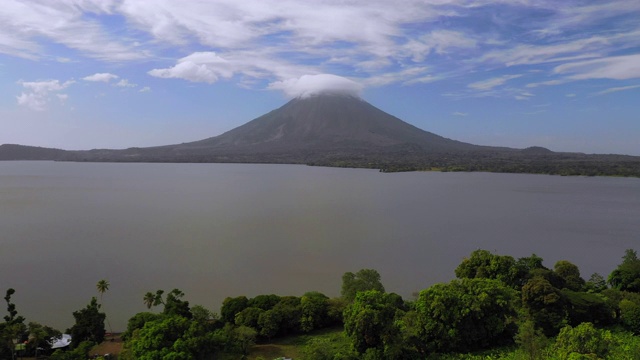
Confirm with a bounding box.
[75,93,499,165]
[4,93,639,176]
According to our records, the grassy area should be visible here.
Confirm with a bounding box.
[219,326,349,360]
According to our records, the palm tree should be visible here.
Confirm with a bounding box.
[143,292,155,309]
[96,279,112,335]
[96,280,109,303]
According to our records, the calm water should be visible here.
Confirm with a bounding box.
[1,161,639,331]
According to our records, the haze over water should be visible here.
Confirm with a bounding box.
[1,161,639,331]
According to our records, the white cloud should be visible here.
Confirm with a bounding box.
[116,79,137,87]
[83,73,119,82]
[268,74,363,98]
[468,75,522,91]
[149,59,225,84]
[148,50,314,85]
[593,84,640,96]
[0,1,145,61]
[16,79,74,111]
[139,86,151,93]
[452,112,468,116]
[553,54,640,80]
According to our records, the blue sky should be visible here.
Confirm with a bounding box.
[1,0,639,154]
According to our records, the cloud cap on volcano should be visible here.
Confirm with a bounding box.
[269,74,363,98]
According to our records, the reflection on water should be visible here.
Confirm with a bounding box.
[1,161,639,331]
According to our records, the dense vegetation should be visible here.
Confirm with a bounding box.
[3,249,640,359]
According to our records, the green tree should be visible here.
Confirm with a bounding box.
[96,279,109,303]
[126,313,221,360]
[300,291,329,332]
[620,298,640,334]
[163,288,191,318]
[608,249,640,292]
[515,320,548,360]
[561,289,614,327]
[190,304,216,324]
[554,260,585,291]
[1,289,27,360]
[27,322,61,358]
[221,296,249,324]
[121,312,161,341]
[522,276,566,336]
[341,269,385,301]
[96,279,112,335]
[69,297,105,347]
[248,294,281,311]
[455,249,526,288]
[343,290,403,356]
[416,278,518,353]
[553,322,616,360]
[585,273,608,293]
[143,292,156,310]
[232,325,257,357]
[257,309,281,340]
[235,307,264,329]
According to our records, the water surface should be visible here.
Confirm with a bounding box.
[1,161,638,331]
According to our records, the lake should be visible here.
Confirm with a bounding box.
[1,161,639,331]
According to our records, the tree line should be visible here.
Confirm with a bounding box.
[2,249,640,359]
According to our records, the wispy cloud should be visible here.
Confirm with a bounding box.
[593,84,640,96]
[452,112,468,116]
[468,75,522,91]
[553,54,640,80]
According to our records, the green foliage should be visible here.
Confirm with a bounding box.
[521,277,566,336]
[163,288,191,318]
[235,307,264,328]
[50,340,94,360]
[608,249,640,292]
[27,321,61,358]
[553,322,616,360]
[341,269,385,301]
[232,325,257,356]
[69,297,105,347]
[515,320,548,360]
[343,290,404,356]
[127,314,220,359]
[248,294,281,311]
[0,288,27,359]
[190,304,217,324]
[122,312,161,340]
[300,292,329,332]
[585,273,608,293]
[455,249,525,288]
[554,261,586,291]
[561,290,614,327]
[221,296,249,323]
[416,278,518,353]
[619,298,640,334]
[326,297,348,326]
